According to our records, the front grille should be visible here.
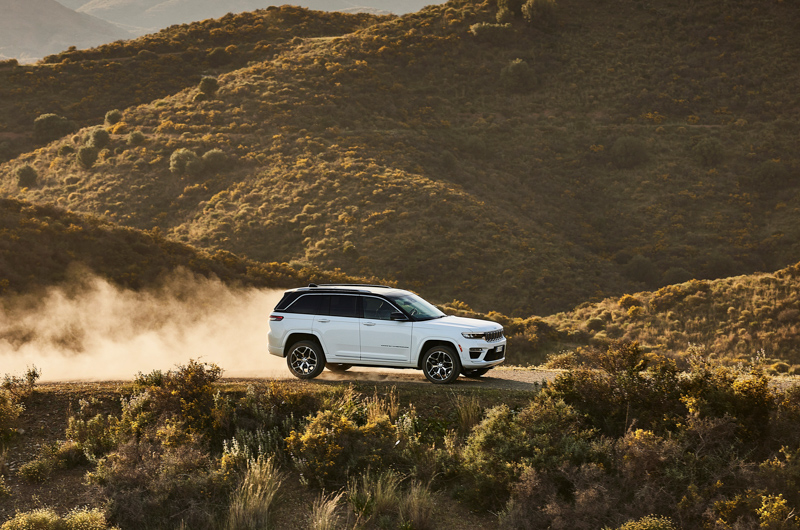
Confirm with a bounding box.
[485,329,504,342]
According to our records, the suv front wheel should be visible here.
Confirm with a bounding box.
[287,340,326,379]
[422,345,461,384]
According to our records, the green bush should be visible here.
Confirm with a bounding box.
[33,113,76,142]
[285,409,397,487]
[501,58,535,93]
[199,76,220,96]
[77,146,99,169]
[693,137,724,167]
[105,109,123,125]
[88,128,111,149]
[0,507,118,530]
[170,148,203,176]
[611,136,648,169]
[202,148,228,172]
[14,165,37,188]
[469,23,513,45]
[461,397,596,510]
[0,390,24,440]
[127,130,146,146]
[497,0,525,17]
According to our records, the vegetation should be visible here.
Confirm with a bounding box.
[2,348,800,529]
[1,0,796,317]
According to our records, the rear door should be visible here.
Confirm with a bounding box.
[313,294,361,361]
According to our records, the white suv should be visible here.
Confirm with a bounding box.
[267,284,506,384]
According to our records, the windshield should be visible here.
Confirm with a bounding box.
[389,294,445,320]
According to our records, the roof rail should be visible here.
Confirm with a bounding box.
[310,283,393,289]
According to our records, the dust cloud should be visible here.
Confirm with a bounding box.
[0,269,289,382]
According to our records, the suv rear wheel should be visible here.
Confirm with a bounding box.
[287,340,326,379]
[422,345,461,384]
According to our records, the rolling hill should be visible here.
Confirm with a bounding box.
[0,196,372,296]
[73,0,427,31]
[0,0,130,62]
[1,0,799,317]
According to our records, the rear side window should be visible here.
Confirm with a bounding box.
[285,294,322,315]
[329,295,359,318]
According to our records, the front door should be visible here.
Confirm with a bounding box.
[359,296,413,364]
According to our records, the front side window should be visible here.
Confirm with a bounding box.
[362,296,398,320]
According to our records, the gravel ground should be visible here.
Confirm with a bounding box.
[303,365,561,389]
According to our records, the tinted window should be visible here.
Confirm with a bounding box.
[286,294,322,315]
[362,296,397,320]
[329,295,359,318]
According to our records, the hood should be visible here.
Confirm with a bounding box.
[415,315,502,332]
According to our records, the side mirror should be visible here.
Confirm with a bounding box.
[390,312,408,321]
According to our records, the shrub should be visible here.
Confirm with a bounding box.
[285,409,397,487]
[105,109,123,125]
[202,148,228,172]
[0,390,23,441]
[501,58,535,92]
[611,515,677,530]
[693,137,724,167]
[611,136,648,169]
[88,128,111,149]
[199,76,219,96]
[207,47,231,66]
[497,0,525,17]
[170,148,203,176]
[469,23,513,45]
[14,165,37,188]
[461,397,596,510]
[33,113,76,142]
[58,144,76,156]
[586,317,605,332]
[521,0,557,27]
[127,130,146,146]
[618,294,642,309]
[77,146,99,168]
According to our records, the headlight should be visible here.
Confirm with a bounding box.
[461,332,485,339]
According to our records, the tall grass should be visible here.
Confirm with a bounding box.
[226,456,286,530]
[309,491,343,530]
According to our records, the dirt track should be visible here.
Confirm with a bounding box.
[298,365,562,390]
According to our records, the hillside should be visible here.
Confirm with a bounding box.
[74,0,424,31]
[442,259,800,367]
[1,0,799,316]
[0,7,387,162]
[0,0,130,63]
[0,197,373,296]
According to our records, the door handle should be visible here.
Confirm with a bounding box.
[363,322,376,326]
[317,319,330,323]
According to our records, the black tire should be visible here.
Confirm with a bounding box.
[421,345,461,384]
[325,363,352,373]
[462,367,492,379]
[286,340,326,379]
